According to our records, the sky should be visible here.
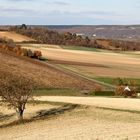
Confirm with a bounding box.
[0,0,140,25]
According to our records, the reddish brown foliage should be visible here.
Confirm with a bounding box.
[0,39,42,59]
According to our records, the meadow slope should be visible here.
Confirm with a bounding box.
[0,50,98,90]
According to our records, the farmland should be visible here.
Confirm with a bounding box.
[0,50,98,90]
[21,43,140,87]
[0,31,34,42]
[0,31,140,140]
[1,103,140,140]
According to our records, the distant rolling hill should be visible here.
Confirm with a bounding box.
[1,25,140,41]
[1,25,140,50]
[46,25,140,41]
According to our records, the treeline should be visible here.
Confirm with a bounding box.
[95,39,140,51]
[0,38,42,59]
[110,39,140,51]
[10,25,93,47]
[10,25,140,51]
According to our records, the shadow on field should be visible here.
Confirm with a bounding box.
[33,104,79,119]
[0,113,15,122]
[0,104,79,129]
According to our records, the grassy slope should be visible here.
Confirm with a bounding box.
[33,88,83,96]
[60,45,101,52]
[0,50,99,93]
[94,77,140,85]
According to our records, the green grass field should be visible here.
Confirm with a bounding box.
[33,88,116,97]
[33,88,84,96]
[94,77,140,86]
[60,45,101,52]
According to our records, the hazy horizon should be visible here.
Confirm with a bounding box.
[1,24,140,26]
[0,0,140,25]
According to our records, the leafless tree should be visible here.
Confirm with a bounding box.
[0,73,35,121]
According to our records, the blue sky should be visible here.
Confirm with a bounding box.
[0,0,140,25]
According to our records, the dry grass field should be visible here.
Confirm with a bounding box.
[36,96,140,111]
[21,43,61,49]
[0,31,34,42]
[0,102,59,127]
[22,45,140,78]
[1,104,140,140]
[0,31,140,139]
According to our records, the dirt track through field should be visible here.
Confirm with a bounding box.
[35,96,140,111]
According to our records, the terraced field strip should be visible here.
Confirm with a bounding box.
[21,44,140,78]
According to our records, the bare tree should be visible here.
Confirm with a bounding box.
[0,73,35,121]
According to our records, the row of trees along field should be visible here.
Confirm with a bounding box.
[0,38,42,59]
[10,24,140,51]
[10,24,93,47]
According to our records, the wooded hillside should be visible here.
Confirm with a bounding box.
[10,25,140,51]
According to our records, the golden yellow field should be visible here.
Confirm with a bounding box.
[22,45,140,78]
[0,31,140,139]
[0,31,34,42]
[1,103,140,140]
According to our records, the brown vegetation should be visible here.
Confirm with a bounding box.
[10,25,140,51]
[0,39,42,59]
[10,26,94,47]
[0,50,98,90]
[95,39,140,51]
[115,78,138,97]
[0,72,35,121]
[51,25,140,41]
